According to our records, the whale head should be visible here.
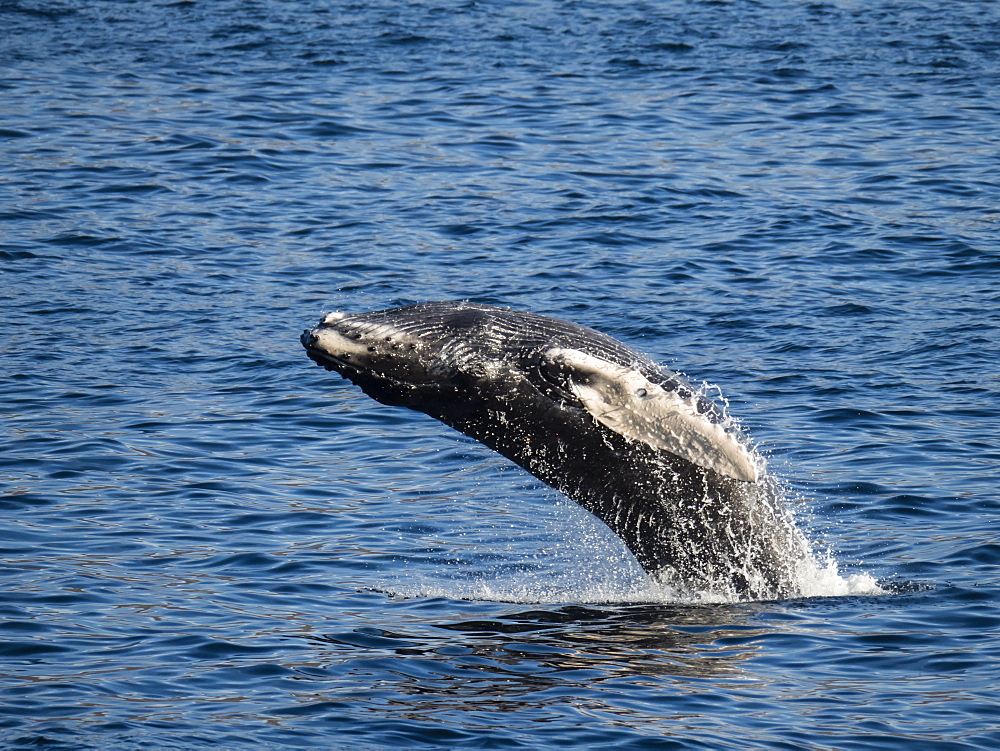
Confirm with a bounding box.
[302,301,758,484]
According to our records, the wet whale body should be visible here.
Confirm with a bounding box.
[302,301,811,600]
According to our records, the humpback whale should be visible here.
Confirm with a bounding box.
[302,301,811,600]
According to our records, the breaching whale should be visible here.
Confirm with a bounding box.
[302,301,811,600]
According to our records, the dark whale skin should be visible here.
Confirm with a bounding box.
[303,301,810,600]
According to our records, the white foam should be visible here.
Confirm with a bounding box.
[791,552,887,599]
[377,547,886,606]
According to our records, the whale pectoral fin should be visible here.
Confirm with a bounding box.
[545,348,760,483]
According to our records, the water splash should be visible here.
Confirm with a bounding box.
[378,556,886,606]
[378,444,886,606]
[792,552,887,599]
[377,502,886,606]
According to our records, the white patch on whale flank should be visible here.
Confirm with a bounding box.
[545,348,760,483]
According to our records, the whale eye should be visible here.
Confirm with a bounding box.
[525,352,579,404]
[539,360,571,389]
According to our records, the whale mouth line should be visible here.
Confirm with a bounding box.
[301,330,423,387]
[301,331,359,374]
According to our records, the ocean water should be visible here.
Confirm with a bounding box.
[2,0,999,748]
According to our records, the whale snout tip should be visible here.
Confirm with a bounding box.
[302,311,347,353]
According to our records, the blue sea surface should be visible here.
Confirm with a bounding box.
[3,0,1000,748]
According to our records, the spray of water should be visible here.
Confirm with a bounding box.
[380,419,885,606]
